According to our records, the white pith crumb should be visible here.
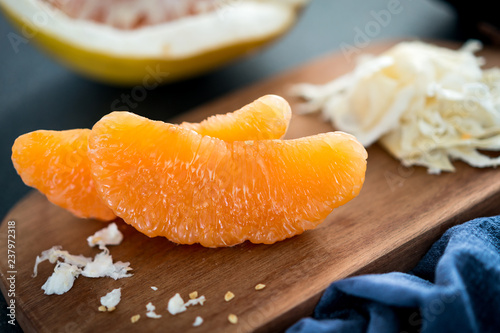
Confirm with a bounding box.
[146,311,162,319]
[151,286,158,291]
[81,248,132,280]
[100,288,121,309]
[167,293,187,315]
[33,246,91,277]
[87,223,124,247]
[193,316,204,327]
[41,262,81,295]
[146,302,162,318]
[33,228,132,295]
[185,295,206,307]
[167,293,206,315]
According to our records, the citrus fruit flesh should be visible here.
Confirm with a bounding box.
[11,129,117,221]
[88,112,368,247]
[181,94,291,142]
[11,95,292,221]
[43,0,219,30]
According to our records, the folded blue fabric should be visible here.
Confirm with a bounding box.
[287,215,500,333]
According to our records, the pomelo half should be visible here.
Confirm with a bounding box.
[0,0,308,85]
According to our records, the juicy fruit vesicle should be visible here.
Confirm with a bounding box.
[42,0,220,30]
[89,112,368,247]
[181,94,291,142]
[11,129,116,221]
[11,95,292,221]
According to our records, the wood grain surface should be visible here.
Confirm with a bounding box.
[2,40,500,333]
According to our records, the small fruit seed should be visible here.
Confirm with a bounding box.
[255,284,266,290]
[131,314,140,323]
[224,291,235,302]
[98,305,107,312]
[107,306,116,312]
[189,291,198,299]
[228,314,238,324]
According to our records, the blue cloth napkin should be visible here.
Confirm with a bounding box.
[287,215,500,333]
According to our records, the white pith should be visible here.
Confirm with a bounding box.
[1,0,306,58]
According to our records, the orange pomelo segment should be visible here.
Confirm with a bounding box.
[10,95,292,221]
[181,94,292,142]
[88,112,367,247]
[11,129,116,221]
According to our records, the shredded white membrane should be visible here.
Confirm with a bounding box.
[293,40,500,173]
[146,302,162,318]
[33,225,132,295]
[87,223,123,247]
[33,246,91,277]
[81,247,132,279]
[101,288,122,308]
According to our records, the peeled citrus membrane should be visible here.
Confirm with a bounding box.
[13,95,367,247]
[294,40,500,174]
[0,0,308,85]
[12,129,117,221]
[89,112,367,247]
[12,95,292,221]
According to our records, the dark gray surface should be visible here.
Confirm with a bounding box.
[0,0,459,332]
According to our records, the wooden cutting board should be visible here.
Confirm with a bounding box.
[2,41,500,333]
